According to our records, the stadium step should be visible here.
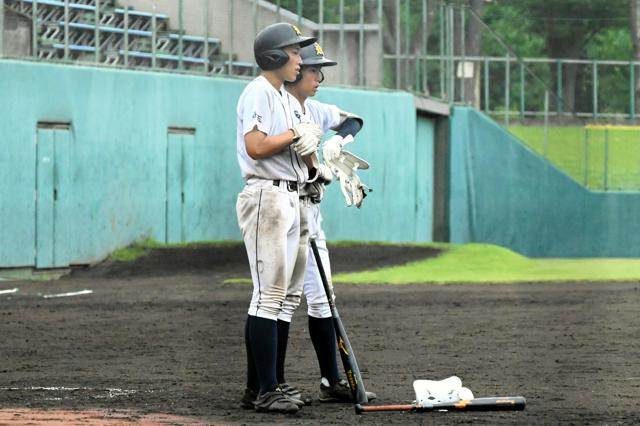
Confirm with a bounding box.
[4,0,255,76]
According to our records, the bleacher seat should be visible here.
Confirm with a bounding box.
[4,0,254,75]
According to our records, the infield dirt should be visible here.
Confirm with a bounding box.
[1,244,639,425]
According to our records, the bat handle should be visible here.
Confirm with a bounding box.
[355,404,415,414]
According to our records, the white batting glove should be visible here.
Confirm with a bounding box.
[326,154,370,208]
[292,122,323,140]
[322,134,344,162]
[291,133,319,156]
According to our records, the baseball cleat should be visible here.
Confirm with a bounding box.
[254,387,300,414]
[240,387,258,410]
[318,379,377,403]
[278,383,306,407]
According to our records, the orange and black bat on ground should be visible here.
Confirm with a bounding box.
[310,239,368,405]
[356,396,526,414]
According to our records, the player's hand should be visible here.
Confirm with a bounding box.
[322,134,344,162]
[292,123,323,141]
[291,133,319,156]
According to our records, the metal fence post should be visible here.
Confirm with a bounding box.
[151,1,157,68]
[483,56,489,113]
[630,62,635,119]
[583,127,589,186]
[422,0,428,94]
[32,0,38,58]
[0,0,4,57]
[448,5,454,102]
[124,3,129,67]
[504,55,510,125]
[439,4,445,98]
[95,0,100,63]
[378,0,383,88]
[460,6,466,103]
[178,0,184,70]
[319,0,324,47]
[604,127,609,190]
[359,0,364,86]
[296,0,302,27]
[556,60,563,116]
[228,0,233,75]
[64,0,69,61]
[519,61,525,119]
[339,0,345,85]
[204,0,210,74]
[593,61,598,119]
[543,90,549,158]
[395,0,400,90]
[404,0,410,91]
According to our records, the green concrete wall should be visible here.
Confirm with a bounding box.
[449,107,640,257]
[0,60,434,268]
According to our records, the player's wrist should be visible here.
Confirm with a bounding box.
[290,128,301,142]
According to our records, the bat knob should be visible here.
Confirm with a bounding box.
[354,404,364,415]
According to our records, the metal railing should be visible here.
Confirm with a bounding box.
[2,0,640,191]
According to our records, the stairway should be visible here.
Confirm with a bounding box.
[4,0,256,75]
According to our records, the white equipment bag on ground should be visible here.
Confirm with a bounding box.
[413,376,475,406]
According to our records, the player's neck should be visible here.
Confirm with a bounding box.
[261,71,284,91]
[286,87,307,111]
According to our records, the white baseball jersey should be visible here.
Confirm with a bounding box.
[288,97,341,133]
[236,75,309,183]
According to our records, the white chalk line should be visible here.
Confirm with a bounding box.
[0,386,143,399]
[0,288,18,295]
[42,289,93,299]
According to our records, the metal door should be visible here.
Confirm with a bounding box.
[36,124,71,268]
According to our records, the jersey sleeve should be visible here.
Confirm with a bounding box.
[307,100,341,133]
[241,85,273,136]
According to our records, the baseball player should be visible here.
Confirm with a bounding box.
[286,42,376,403]
[241,42,375,405]
[236,22,321,414]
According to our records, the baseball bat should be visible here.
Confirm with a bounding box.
[310,238,368,405]
[355,396,526,414]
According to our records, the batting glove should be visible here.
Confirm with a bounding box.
[291,133,319,156]
[322,134,344,162]
[292,122,323,141]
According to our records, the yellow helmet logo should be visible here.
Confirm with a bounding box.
[314,43,324,56]
[292,25,302,36]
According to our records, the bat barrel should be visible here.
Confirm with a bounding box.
[356,397,526,414]
[449,396,526,411]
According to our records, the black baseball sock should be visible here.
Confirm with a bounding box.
[276,319,290,384]
[308,315,340,383]
[244,315,259,391]
[248,315,278,394]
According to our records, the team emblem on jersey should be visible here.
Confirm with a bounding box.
[314,43,324,56]
[292,25,302,36]
[252,112,262,123]
[294,110,301,120]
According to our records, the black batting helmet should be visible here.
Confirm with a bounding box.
[254,23,316,70]
[287,42,337,84]
[300,42,337,67]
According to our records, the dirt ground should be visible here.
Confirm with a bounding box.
[1,243,639,425]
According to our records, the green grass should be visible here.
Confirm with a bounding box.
[334,243,640,284]
[110,239,243,262]
[223,242,640,285]
[509,125,640,191]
